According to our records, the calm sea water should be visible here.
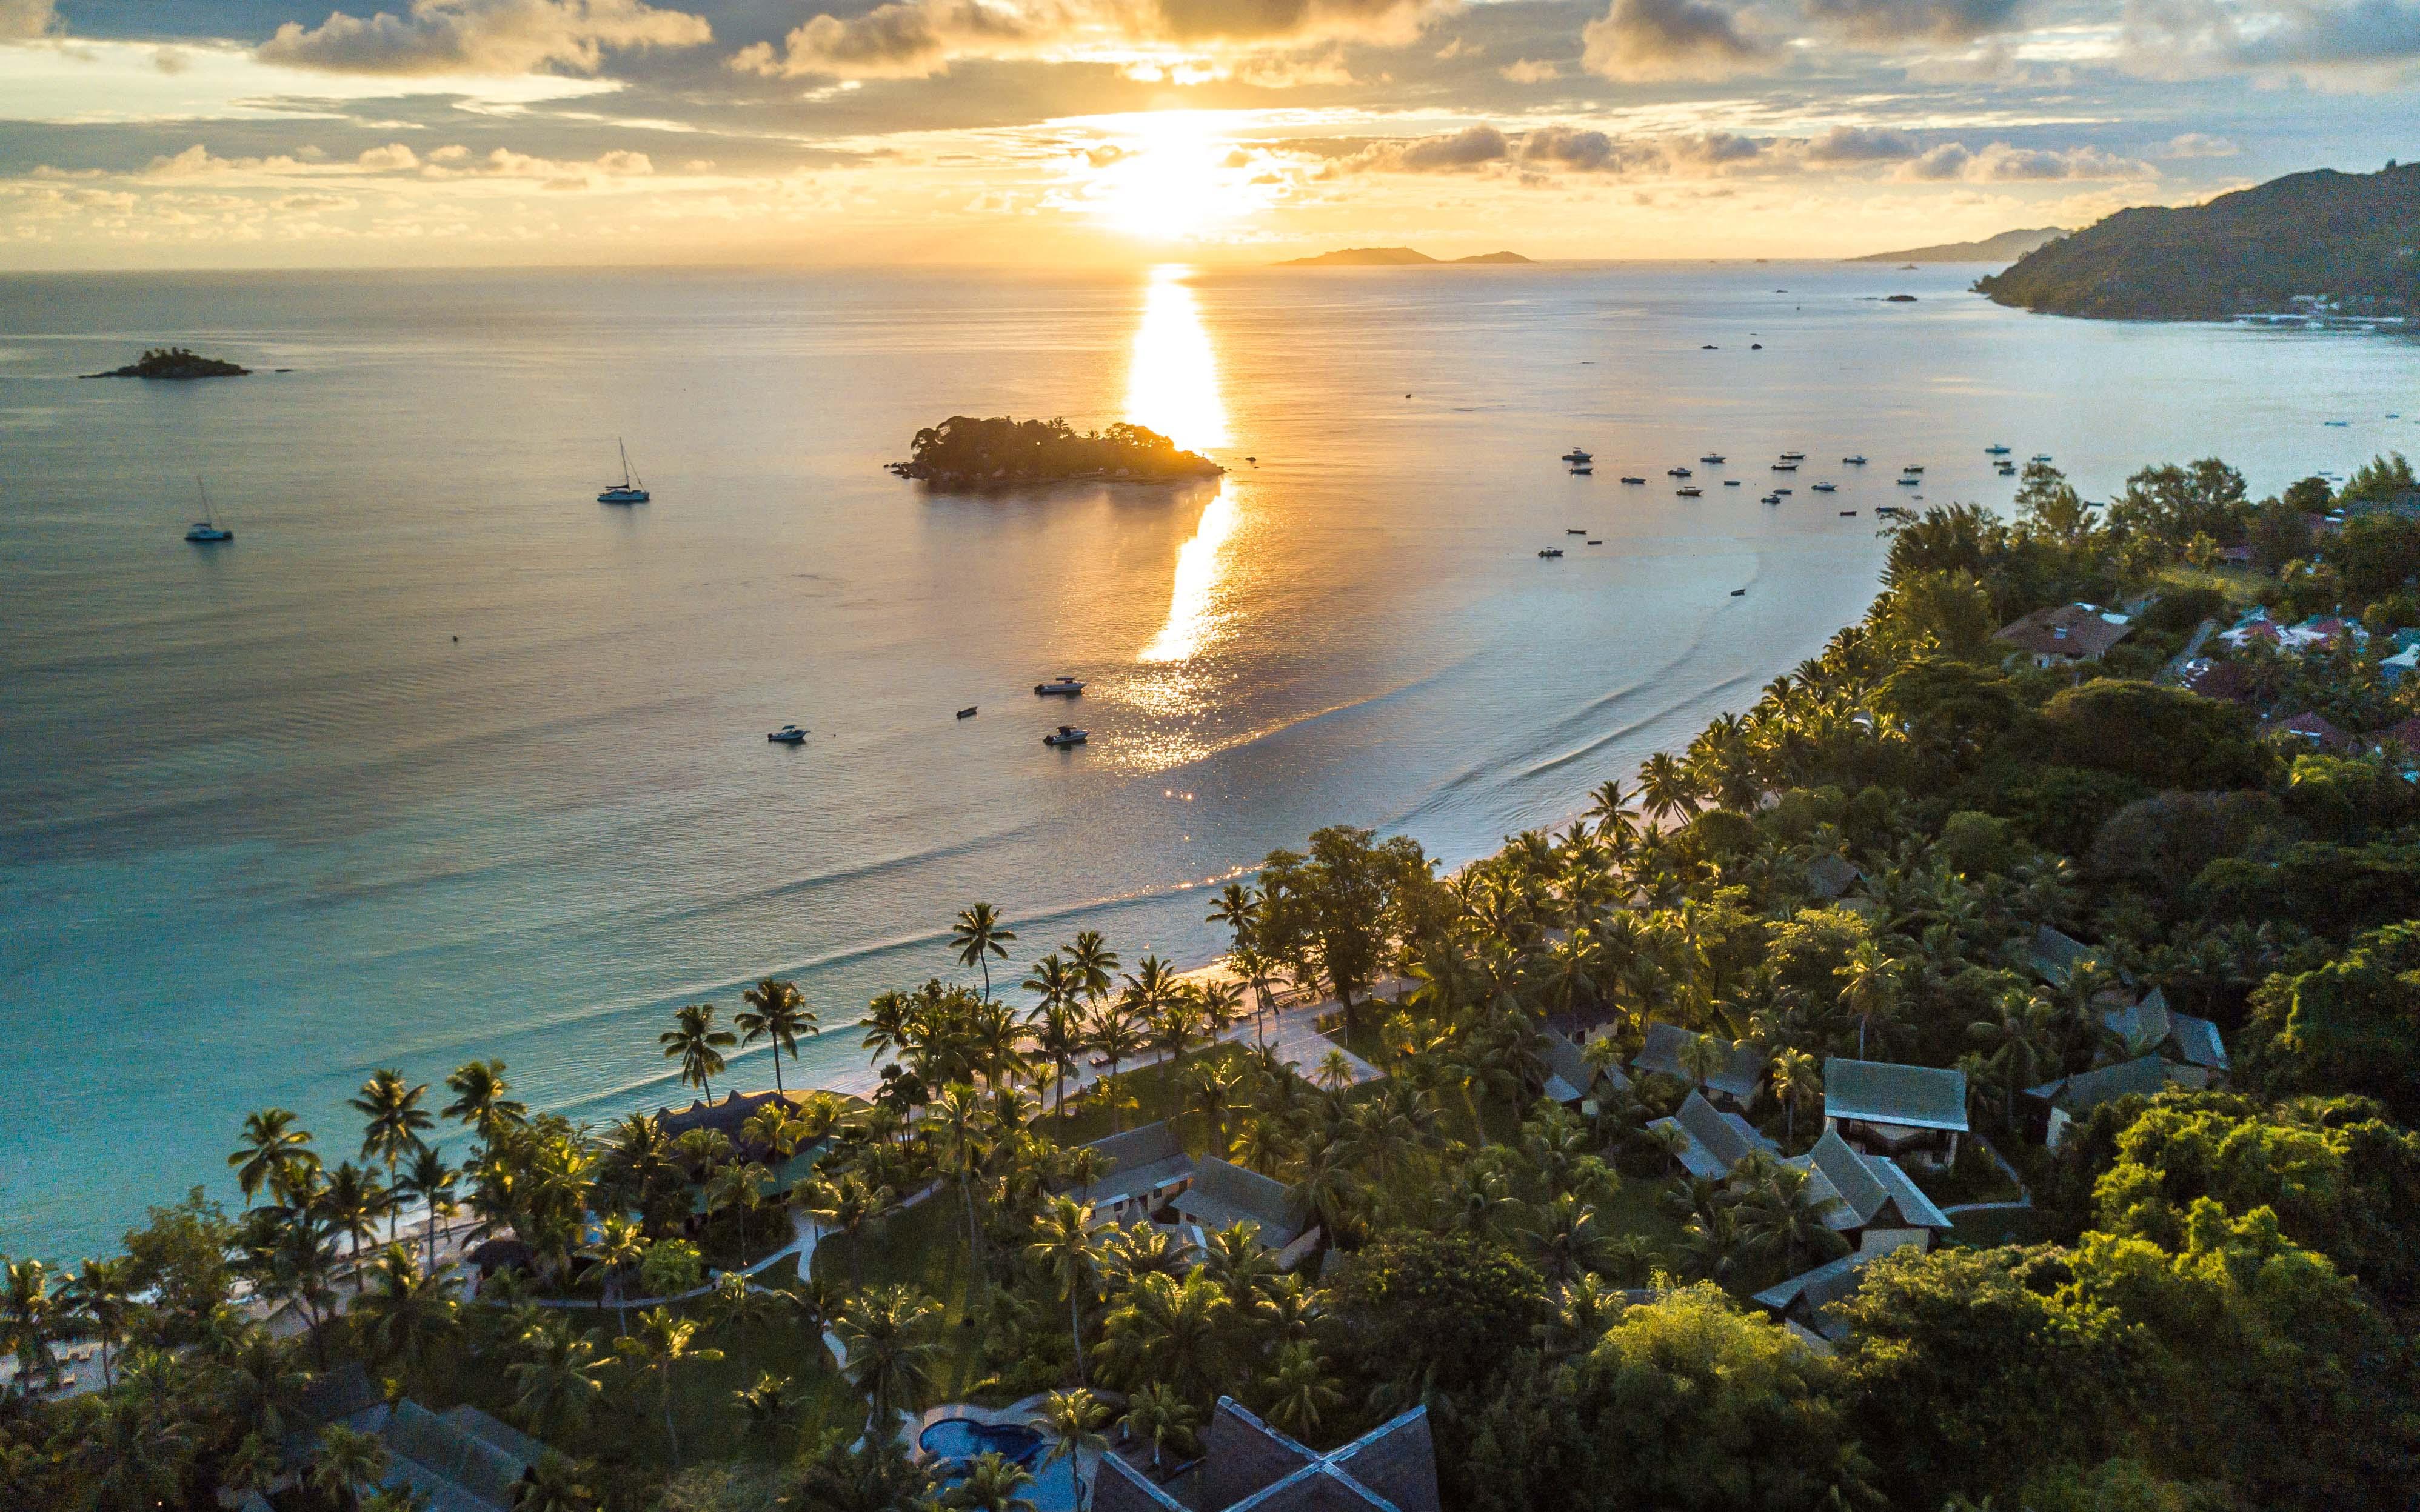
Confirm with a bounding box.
[2,261,2411,1260]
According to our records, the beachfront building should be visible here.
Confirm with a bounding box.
[1786,1128,1954,1255]
[1993,603,2134,670]
[2028,1056,2207,1150]
[1631,1023,1764,1110]
[1171,1158,1319,1267]
[1060,1120,1200,1225]
[1822,1058,1967,1170]
[1650,1090,1779,1180]
[1094,1397,1440,1512]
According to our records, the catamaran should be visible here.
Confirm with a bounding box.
[598,438,650,504]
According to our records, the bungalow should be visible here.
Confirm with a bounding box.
[1648,1090,1779,1180]
[1170,1157,1319,1268]
[2027,1055,2202,1150]
[1805,853,1863,901]
[2384,645,2420,688]
[1058,1121,1199,1225]
[282,1363,547,1512]
[1993,603,2134,669]
[1095,1397,1440,1512]
[1822,1058,1967,1169]
[2028,924,2099,986]
[1750,1251,1876,1353]
[1539,1027,1629,1110]
[2101,988,2228,1081]
[1785,1127,1954,1255]
[2261,711,2355,753]
[1632,1023,1764,1108]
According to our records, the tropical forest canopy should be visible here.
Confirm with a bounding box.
[897,416,1221,484]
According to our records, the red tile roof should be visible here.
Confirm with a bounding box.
[1994,603,2134,661]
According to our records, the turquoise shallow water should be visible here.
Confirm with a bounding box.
[1,261,2411,1260]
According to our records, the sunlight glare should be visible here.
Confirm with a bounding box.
[1078,111,1270,241]
[1131,264,1238,665]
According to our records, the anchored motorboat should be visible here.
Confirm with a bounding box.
[1779,451,1806,461]
[1897,476,1920,485]
[1901,464,1924,474]
[1700,453,1726,464]
[1812,482,1836,493]
[1668,467,1693,478]
[1676,485,1703,497]
[1570,464,1593,475]
[1620,476,1646,485]
[1538,547,1565,558]
[2031,453,2054,462]
[1771,462,1798,471]
[1730,588,1746,597]
[1985,445,2012,455]
[1566,528,1588,535]
[768,724,807,744]
[1562,448,1593,463]
[1035,676,1086,696]
[957,707,978,719]
[1842,455,1868,465]
[1044,725,1089,747]
[1762,493,1781,504]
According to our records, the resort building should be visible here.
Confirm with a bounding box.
[1650,1090,1779,1180]
[2027,1056,2207,1150]
[1060,1121,1200,1225]
[2028,924,2099,985]
[1631,1024,1764,1108]
[276,1363,548,1512]
[1804,853,1863,901]
[1539,1027,1629,1110]
[2101,989,2228,1081]
[1094,1397,1440,1512]
[1785,1128,1954,1254]
[1993,603,2134,669]
[1171,1158,1319,1267]
[1822,1058,1968,1169]
[2261,711,2355,753]
[1750,1251,1877,1354]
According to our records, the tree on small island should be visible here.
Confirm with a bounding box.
[892,415,1221,486]
[84,347,250,381]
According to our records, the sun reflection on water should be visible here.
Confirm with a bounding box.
[1132,265,1237,672]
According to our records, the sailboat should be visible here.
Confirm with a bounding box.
[184,479,233,542]
[598,438,650,504]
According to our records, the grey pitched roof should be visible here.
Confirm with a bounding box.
[1093,1453,1189,1512]
[2100,990,2228,1071]
[1182,1399,1440,1512]
[380,1399,536,1512]
[1172,1158,1309,1247]
[1652,1091,1776,1179]
[1751,1250,1873,1339]
[1865,1154,1954,1230]
[1633,1024,1763,1102]
[1201,1398,1319,1510]
[1063,1121,1198,1209]
[2030,925,2095,984]
[1788,1129,1952,1232]
[1803,1129,1888,1225]
[2027,1054,2182,1112]
[1805,853,1862,899]
[657,1087,798,1145]
[1540,1030,1626,1102]
[2166,1013,2228,1071]
[1823,1058,1968,1133]
[1325,1408,1442,1512]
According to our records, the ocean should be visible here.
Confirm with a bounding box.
[2,259,2410,1261]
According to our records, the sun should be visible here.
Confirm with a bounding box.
[1073,111,1274,241]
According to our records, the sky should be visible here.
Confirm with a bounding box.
[2,0,2419,267]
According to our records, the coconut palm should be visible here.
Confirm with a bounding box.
[358,1244,457,1373]
[514,1453,602,1512]
[67,1387,193,1510]
[1261,1339,1343,1440]
[1517,1193,1614,1283]
[316,1162,390,1291]
[394,1145,459,1275]
[507,1314,610,1438]
[732,1370,802,1450]
[928,1082,995,1278]
[1086,1008,1146,1130]
[801,1173,889,1285]
[1970,991,2057,1136]
[1207,882,1261,953]
[1733,1166,1850,1277]
[582,1213,647,1335]
[1035,1388,1110,1510]
[58,1254,134,1390]
[952,902,1017,999]
[1637,751,1701,825]
[736,978,819,1097]
[1768,1047,1821,1152]
[229,1107,322,1207]
[1068,930,1123,1007]
[1033,1001,1088,1121]
[617,1307,723,1467]
[1120,1383,1200,1473]
[442,1059,528,1147]
[309,1422,390,1512]
[1121,956,1190,1072]
[835,1284,946,1439]
[1099,1270,1229,1403]
[1025,1196,1104,1383]
[1184,1060,1243,1154]
[2,1257,59,1395]
[710,1271,789,1379]
[1835,941,1901,1059]
[947,1451,1039,1512]
[1314,1048,1356,1092]
[351,1069,435,1244]
[660,1003,738,1101]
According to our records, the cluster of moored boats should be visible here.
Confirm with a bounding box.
[766,674,1096,750]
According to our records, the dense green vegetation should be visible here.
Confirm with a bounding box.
[7,451,2420,1511]
[82,347,250,379]
[893,416,1222,485]
[1976,162,2420,319]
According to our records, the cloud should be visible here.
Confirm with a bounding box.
[729,0,1035,79]
[258,0,712,76]
[2120,0,2420,77]
[1581,0,1770,82]
[0,0,53,39]
[1802,0,2027,42]
[1499,57,1561,81]
[1894,141,2155,181]
[2162,130,2238,156]
[358,143,421,170]
[1399,123,1510,168]
[1803,124,1923,161]
[1152,0,1439,45]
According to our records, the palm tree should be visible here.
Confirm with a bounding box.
[59,1255,134,1391]
[1261,1339,1343,1440]
[1086,1007,1146,1130]
[514,1452,602,1512]
[952,902,1017,999]
[1638,751,1700,825]
[351,1069,435,1244]
[733,1371,803,1450]
[1184,1060,1243,1154]
[737,978,818,1097]
[835,1284,946,1439]
[310,1422,391,1512]
[709,1270,788,1378]
[1969,992,2056,1136]
[1034,1001,1088,1121]
[616,1307,724,1467]
[2,1257,59,1395]
[583,1213,647,1335]
[1068,930,1122,1007]
[1035,1388,1110,1510]
[801,1173,889,1285]
[929,1082,994,1281]
[68,1387,193,1510]
[1314,1048,1355,1092]
[1025,1196,1103,1383]
[443,1059,529,1145]
[394,1145,459,1274]
[660,1003,738,1101]
[507,1315,609,1438]
[1208,882,1261,953]
[1119,1382,1200,1473]
[317,1162,390,1291]
[1121,956,1189,1072]
[1768,1047,1821,1151]
[229,1107,322,1207]
[1835,941,1900,1059]
[357,1244,457,1373]
[1733,1168,1850,1278]
[1100,1270,1229,1403]
[1517,1193,1613,1283]
[948,1451,1039,1512]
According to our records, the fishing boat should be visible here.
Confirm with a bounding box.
[1985,445,2012,455]
[1538,547,1565,558]
[1562,448,1594,463]
[1035,676,1086,696]
[1901,464,1924,474]
[1668,467,1693,478]
[1897,476,1920,486]
[2031,453,2054,462]
[1771,462,1797,471]
[1566,528,1587,535]
[1585,539,1602,545]
[1620,476,1646,485]
[1839,509,1858,516]
[1676,485,1703,498]
[184,479,233,542]
[1723,480,1742,487]
[1570,464,1593,475]
[1762,493,1781,504]
[1730,588,1746,597]
[957,707,978,719]
[1700,453,1726,464]
[1811,482,1836,493]
[598,438,650,504]
[1044,725,1089,747]
[1842,455,1868,465]
[768,724,807,744]
[1779,451,1805,461]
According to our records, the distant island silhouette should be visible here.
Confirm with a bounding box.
[82,347,250,381]
[889,415,1223,488]
[1275,247,1532,267]
[1848,228,2066,265]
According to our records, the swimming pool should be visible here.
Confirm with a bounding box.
[919,1418,1079,1512]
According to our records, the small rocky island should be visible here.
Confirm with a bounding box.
[889,415,1222,487]
[83,347,250,380]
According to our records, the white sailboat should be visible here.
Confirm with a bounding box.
[184,478,233,542]
[598,438,650,504]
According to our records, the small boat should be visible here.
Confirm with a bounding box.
[1620,476,1646,485]
[1811,482,1836,493]
[1701,344,1718,350]
[1538,547,1564,558]
[1839,509,1858,516]
[185,479,233,541]
[1901,464,1924,474]
[2325,421,2349,428]
[957,707,978,719]
[1585,539,1602,545]
[1761,493,1781,504]
[1668,467,1693,478]
[1676,485,1703,498]
[1771,462,1797,471]
[1035,676,1086,696]
[1985,445,2011,455]
[1723,480,1742,487]
[1843,455,1868,465]
[1246,455,1258,464]
[1779,451,1805,461]
[1751,343,1763,350]
[598,438,650,504]
[1570,464,1593,475]
[1774,487,1793,495]
[1700,453,1726,464]
[1044,725,1089,747]
[2030,453,2053,462]
[1561,448,1593,463]
[1730,588,1746,597]
[1897,476,1920,486]
[768,724,807,744]
[1566,528,1587,535]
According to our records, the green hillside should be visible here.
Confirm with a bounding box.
[1976,162,2420,319]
